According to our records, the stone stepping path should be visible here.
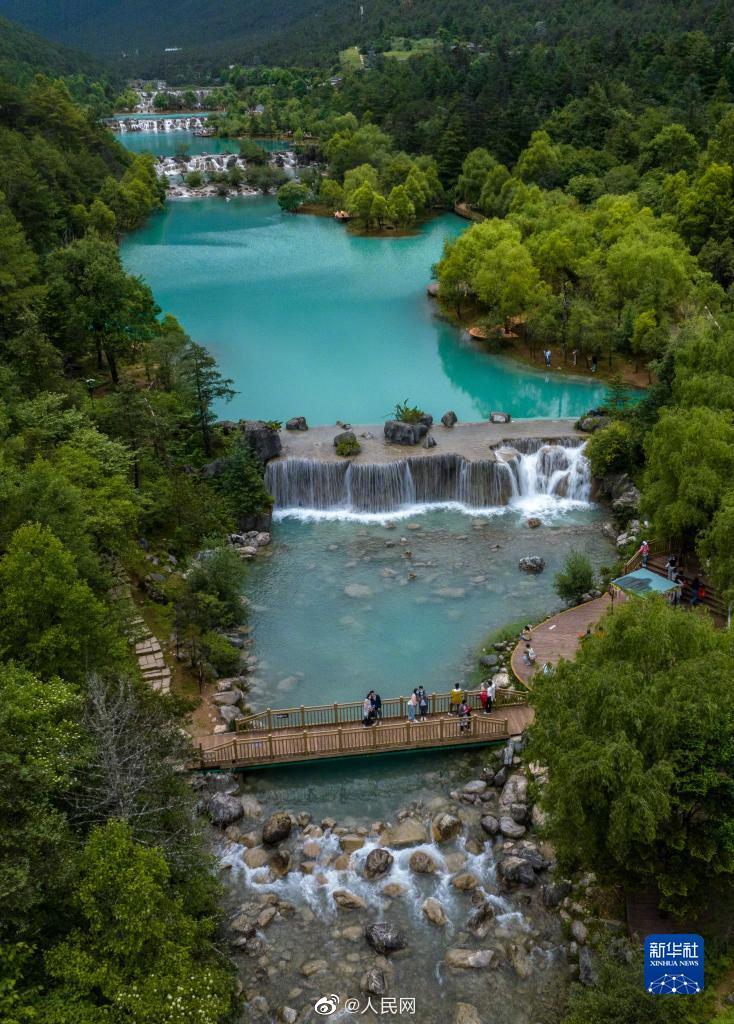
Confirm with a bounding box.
[125,611,171,694]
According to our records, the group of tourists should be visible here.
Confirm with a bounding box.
[637,545,708,608]
[360,679,498,729]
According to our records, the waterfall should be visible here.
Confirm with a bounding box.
[263,441,591,516]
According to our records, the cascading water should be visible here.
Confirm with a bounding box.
[264,441,591,516]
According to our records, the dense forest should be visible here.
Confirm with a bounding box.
[3,0,734,1020]
[0,71,275,1021]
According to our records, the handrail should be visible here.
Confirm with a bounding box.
[623,543,667,575]
[198,712,513,768]
[235,686,528,733]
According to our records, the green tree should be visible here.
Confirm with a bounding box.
[642,407,734,548]
[0,523,120,680]
[42,820,233,1023]
[0,663,80,942]
[553,551,595,605]
[456,148,497,205]
[528,598,734,915]
[213,436,273,528]
[276,180,309,212]
[347,181,376,226]
[178,341,235,457]
[387,184,415,226]
[45,234,158,384]
[0,192,40,333]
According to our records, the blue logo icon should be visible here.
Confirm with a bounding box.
[645,934,704,994]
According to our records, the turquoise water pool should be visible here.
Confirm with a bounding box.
[114,130,290,157]
[120,196,608,423]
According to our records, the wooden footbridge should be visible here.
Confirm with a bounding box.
[194,687,533,770]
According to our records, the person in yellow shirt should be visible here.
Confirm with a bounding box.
[449,683,462,714]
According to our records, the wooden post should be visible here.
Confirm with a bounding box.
[338,728,343,752]
[333,702,339,726]
[303,730,309,755]
[440,717,444,740]
[372,724,377,748]
[405,721,409,746]
[266,733,273,760]
[400,696,405,718]
[431,692,436,714]
[267,708,272,731]
[300,705,305,728]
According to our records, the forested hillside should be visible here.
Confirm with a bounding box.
[0,71,275,1022]
[1,0,732,71]
[0,14,109,85]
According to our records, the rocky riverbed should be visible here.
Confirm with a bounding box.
[196,735,610,1023]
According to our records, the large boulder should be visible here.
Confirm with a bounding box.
[285,416,308,431]
[262,812,292,845]
[364,848,394,879]
[577,415,609,433]
[499,816,526,839]
[454,1005,482,1024]
[480,814,500,836]
[518,556,545,573]
[542,879,572,908]
[432,812,462,843]
[380,818,427,848]
[334,430,357,448]
[489,411,511,424]
[452,872,479,891]
[384,420,428,446]
[365,922,407,954]
[240,420,282,463]
[500,773,528,809]
[498,856,536,886]
[207,793,244,828]
[441,411,458,427]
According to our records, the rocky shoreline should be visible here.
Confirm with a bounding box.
[195,730,616,1023]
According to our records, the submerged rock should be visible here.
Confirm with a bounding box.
[452,872,479,891]
[518,556,546,573]
[361,966,388,996]
[445,948,496,969]
[409,850,438,874]
[365,922,407,954]
[380,819,427,848]
[333,889,367,910]
[422,897,447,926]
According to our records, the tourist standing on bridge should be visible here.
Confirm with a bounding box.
[362,694,374,727]
[638,539,650,567]
[486,678,496,713]
[458,696,472,732]
[372,691,382,719]
[450,683,462,714]
[407,689,418,724]
[417,686,429,721]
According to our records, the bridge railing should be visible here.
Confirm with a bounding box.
[199,712,511,768]
[235,686,528,733]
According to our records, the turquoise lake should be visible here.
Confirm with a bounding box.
[120,195,608,424]
[114,130,289,157]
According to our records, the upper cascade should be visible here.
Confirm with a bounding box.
[264,441,591,515]
[109,116,208,133]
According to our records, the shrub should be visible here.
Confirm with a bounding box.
[553,551,595,605]
[201,631,241,676]
[184,171,203,188]
[585,420,638,478]
[335,435,361,456]
[393,399,425,424]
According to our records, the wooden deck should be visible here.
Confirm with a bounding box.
[194,688,533,770]
[511,594,613,685]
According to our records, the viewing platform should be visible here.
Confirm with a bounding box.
[274,418,583,464]
[194,687,533,770]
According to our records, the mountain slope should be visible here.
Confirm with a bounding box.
[0,13,106,82]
